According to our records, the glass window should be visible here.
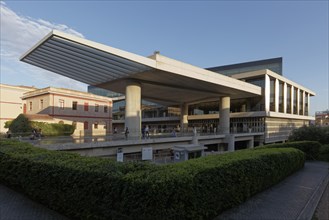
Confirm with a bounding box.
[278,81,284,113]
[95,104,99,112]
[286,85,291,113]
[299,90,303,115]
[84,121,88,130]
[29,101,32,111]
[72,101,78,110]
[104,105,108,113]
[270,78,275,111]
[94,122,98,129]
[246,77,265,88]
[40,99,43,109]
[84,102,89,111]
[293,88,298,114]
[59,99,64,109]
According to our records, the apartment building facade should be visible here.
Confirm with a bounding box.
[0,84,36,134]
[22,87,112,136]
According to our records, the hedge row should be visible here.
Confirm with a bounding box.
[0,140,305,220]
[255,141,321,160]
[319,144,329,162]
[6,114,75,136]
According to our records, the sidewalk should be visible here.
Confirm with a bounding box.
[216,161,329,220]
[0,161,328,220]
[0,184,68,220]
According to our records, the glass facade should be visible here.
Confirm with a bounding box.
[208,58,283,76]
[299,90,303,115]
[246,77,265,88]
[278,81,284,113]
[293,88,298,114]
[304,92,309,116]
[270,78,275,111]
[286,85,291,113]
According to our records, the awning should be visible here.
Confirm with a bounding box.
[21,30,262,106]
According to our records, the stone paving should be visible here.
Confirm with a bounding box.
[216,161,329,220]
[0,184,68,220]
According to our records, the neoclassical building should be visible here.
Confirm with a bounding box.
[22,87,112,136]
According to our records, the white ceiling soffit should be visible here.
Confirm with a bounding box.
[20,30,155,85]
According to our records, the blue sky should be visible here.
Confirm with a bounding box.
[1,1,328,115]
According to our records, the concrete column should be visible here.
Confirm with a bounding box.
[307,93,310,116]
[297,88,300,115]
[226,134,235,152]
[283,82,287,113]
[265,74,270,113]
[219,96,230,134]
[302,90,305,115]
[125,80,141,138]
[180,103,188,133]
[248,138,254,149]
[275,78,279,112]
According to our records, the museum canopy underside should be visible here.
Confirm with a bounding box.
[21,30,261,106]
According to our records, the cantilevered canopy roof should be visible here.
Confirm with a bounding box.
[21,30,262,106]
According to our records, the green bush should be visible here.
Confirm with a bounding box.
[0,139,305,220]
[4,120,12,128]
[319,144,329,162]
[289,125,329,145]
[8,114,32,135]
[255,141,321,160]
[6,114,75,136]
[30,121,75,136]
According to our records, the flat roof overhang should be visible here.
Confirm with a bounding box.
[20,30,262,106]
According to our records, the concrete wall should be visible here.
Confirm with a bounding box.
[265,117,308,143]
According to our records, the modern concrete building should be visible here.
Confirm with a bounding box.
[0,84,36,134]
[20,30,315,151]
[22,87,112,136]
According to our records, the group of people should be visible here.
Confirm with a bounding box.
[30,128,42,140]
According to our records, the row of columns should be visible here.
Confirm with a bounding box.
[124,80,231,138]
[265,74,310,115]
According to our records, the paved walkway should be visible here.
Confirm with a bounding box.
[216,161,329,220]
[0,184,68,220]
[0,161,328,220]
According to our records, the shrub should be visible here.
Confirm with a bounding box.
[0,139,305,220]
[30,121,74,136]
[255,141,321,160]
[6,114,75,136]
[8,114,32,135]
[289,125,329,145]
[319,144,329,162]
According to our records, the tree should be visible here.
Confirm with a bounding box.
[9,114,32,135]
[289,125,329,145]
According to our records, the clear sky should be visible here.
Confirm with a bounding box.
[1,1,328,116]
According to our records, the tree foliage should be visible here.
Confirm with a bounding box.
[288,125,329,145]
[8,114,32,135]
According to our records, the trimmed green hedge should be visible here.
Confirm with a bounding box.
[0,140,305,220]
[6,114,75,136]
[30,121,75,136]
[255,141,321,160]
[319,144,329,162]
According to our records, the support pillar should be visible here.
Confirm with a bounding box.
[125,81,141,138]
[265,74,270,113]
[219,96,230,134]
[180,103,188,133]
